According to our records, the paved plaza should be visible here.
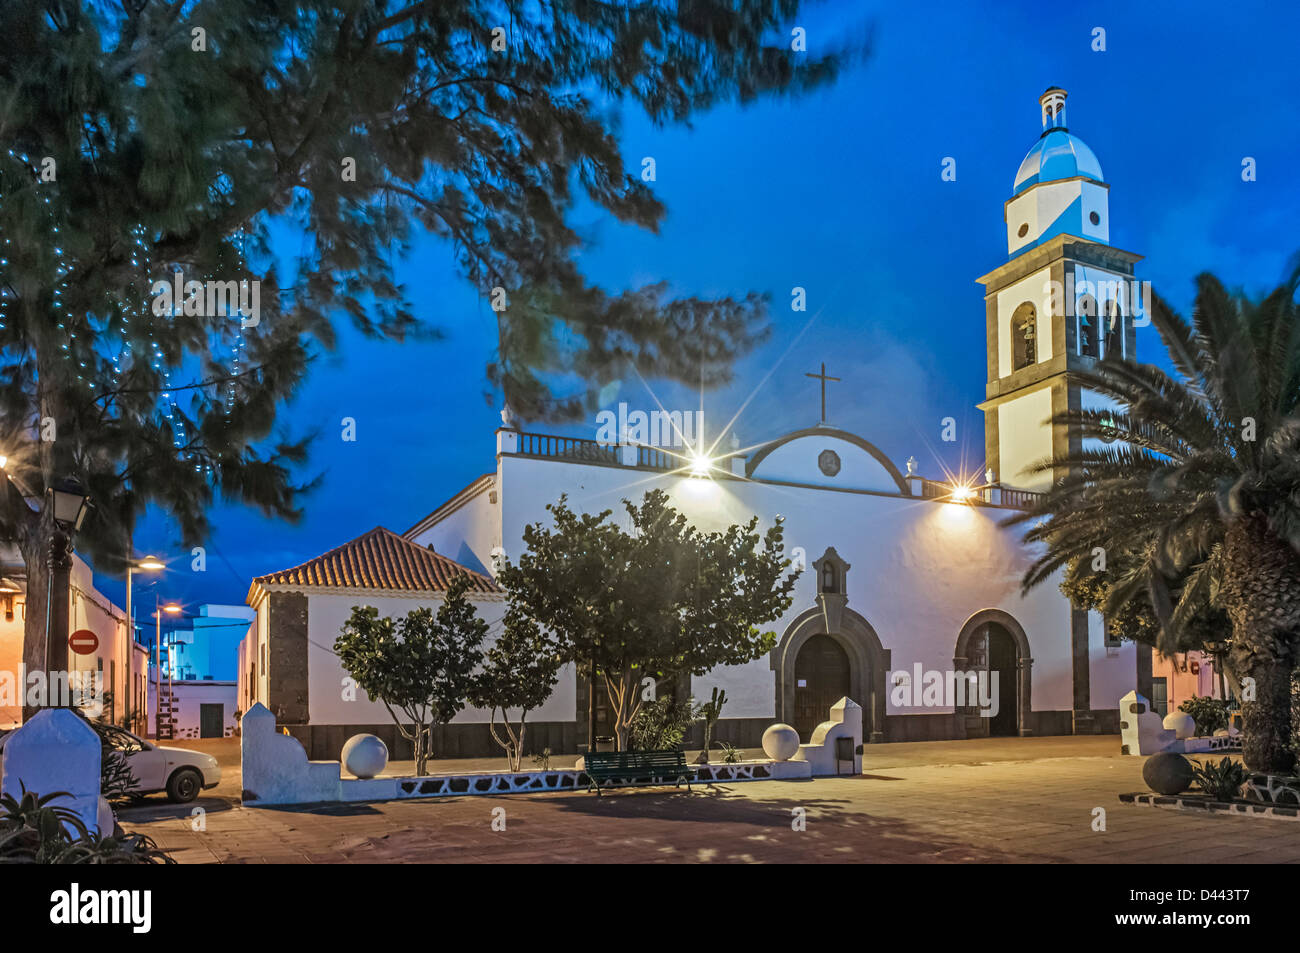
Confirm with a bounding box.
[118,737,1300,864]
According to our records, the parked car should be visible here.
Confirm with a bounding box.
[0,724,220,803]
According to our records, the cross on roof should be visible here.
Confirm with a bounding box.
[805,362,841,425]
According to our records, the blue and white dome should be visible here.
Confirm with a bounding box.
[1012,87,1104,195]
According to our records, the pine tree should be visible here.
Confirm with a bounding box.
[0,1,853,690]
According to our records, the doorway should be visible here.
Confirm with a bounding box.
[793,634,851,741]
[199,703,224,738]
[986,625,1019,736]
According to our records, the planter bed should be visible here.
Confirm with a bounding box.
[1119,791,1300,821]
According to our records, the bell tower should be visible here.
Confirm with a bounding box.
[977,87,1142,492]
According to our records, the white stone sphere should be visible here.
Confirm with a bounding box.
[761,724,800,762]
[1163,711,1196,739]
[342,733,389,779]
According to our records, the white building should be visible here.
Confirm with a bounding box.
[242,87,1148,761]
[1,547,150,732]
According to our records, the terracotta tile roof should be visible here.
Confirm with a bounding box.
[252,526,499,594]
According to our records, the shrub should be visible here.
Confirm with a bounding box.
[1190,757,1248,802]
[0,788,173,864]
[1179,695,1229,737]
[628,696,700,751]
[718,742,743,764]
[83,720,143,802]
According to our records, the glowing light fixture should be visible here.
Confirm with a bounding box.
[137,555,165,571]
[948,483,975,503]
[162,602,182,615]
[688,451,713,478]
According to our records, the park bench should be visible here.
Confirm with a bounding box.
[583,749,693,796]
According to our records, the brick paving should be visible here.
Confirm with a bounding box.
[118,736,1300,864]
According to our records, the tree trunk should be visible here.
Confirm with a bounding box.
[1220,515,1300,774]
[608,666,639,752]
[18,509,53,723]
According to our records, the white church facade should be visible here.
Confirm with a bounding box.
[240,87,1152,760]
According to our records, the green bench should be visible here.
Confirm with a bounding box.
[583,749,693,796]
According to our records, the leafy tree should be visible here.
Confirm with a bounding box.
[1059,546,1232,689]
[335,574,487,775]
[468,602,561,772]
[498,489,799,751]
[0,0,853,708]
[1008,262,1300,773]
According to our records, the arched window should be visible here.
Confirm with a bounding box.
[1011,303,1036,371]
[1078,294,1099,358]
[821,562,836,593]
[1104,299,1122,359]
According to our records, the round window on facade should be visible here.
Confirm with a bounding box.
[818,449,841,477]
[1089,211,1101,226]
[1017,223,1029,238]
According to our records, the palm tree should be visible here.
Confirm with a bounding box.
[1006,262,1300,774]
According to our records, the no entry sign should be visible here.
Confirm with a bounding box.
[68,629,99,656]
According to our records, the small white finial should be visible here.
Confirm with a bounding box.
[500,404,514,427]
[906,456,918,475]
[985,467,996,484]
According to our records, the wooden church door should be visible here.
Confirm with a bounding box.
[794,634,851,741]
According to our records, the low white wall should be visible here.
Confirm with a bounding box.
[149,680,238,739]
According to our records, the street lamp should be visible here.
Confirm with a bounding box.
[126,555,165,733]
[154,598,182,739]
[49,479,91,531]
[44,477,90,697]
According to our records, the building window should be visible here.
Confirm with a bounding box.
[821,562,837,593]
[1078,295,1099,357]
[1011,303,1036,371]
[1103,299,1122,359]
[1102,616,1122,648]
[1150,677,1168,716]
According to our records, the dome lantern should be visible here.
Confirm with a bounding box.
[1039,87,1067,131]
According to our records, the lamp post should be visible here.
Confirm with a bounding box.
[153,596,181,739]
[44,478,90,703]
[126,555,164,733]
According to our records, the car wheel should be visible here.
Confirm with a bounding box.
[166,768,203,803]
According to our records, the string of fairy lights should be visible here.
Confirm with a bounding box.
[1,148,249,474]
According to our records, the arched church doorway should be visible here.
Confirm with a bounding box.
[986,624,1019,736]
[954,609,1032,739]
[793,634,850,741]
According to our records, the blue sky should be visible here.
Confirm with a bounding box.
[103,0,1300,621]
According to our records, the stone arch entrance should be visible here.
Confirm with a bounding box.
[773,604,890,744]
[953,609,1033,737]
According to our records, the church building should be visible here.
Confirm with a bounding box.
[241,88,1156,760]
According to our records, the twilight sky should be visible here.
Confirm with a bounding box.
[103,0,1300,622]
